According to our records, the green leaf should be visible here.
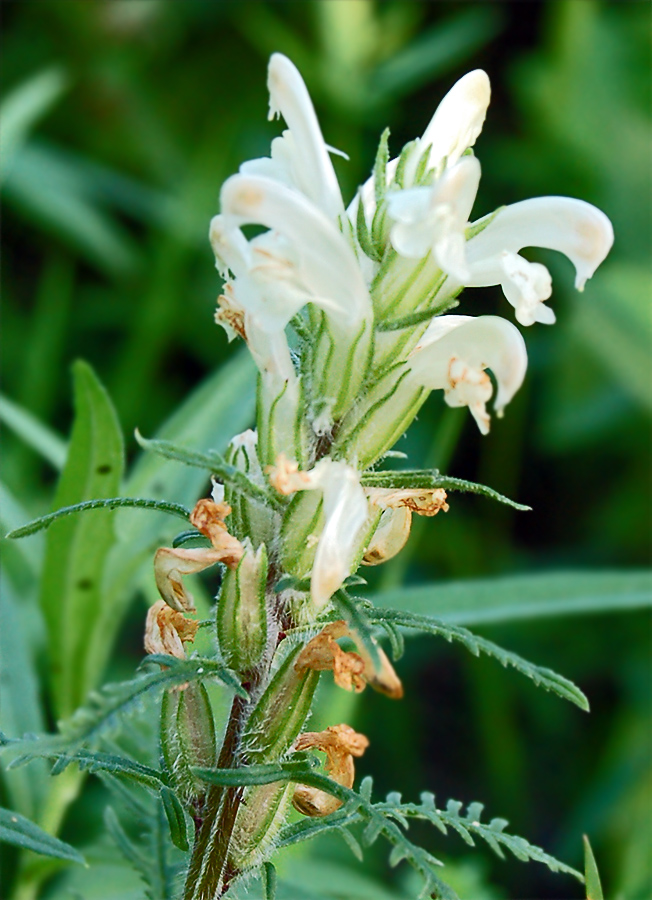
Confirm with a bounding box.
[372,7,502,101]
[192,759,315,788]
[373,128,390,205]
[361,469,530,511]
[134,431,283,511]
[4,142,138,276]
[6,743,166,791]
[368,608,589,710]
[356,188,381,262]
[0,393,67,469]
[40,361,125,720]
[105,351,257,621]
[0,806,85,864]
[0,67,68,183]
[583,835,604,900]
[263,861,277,900]
[0,581,48,818]
[370,570,652,627]
[3,657,245,759]
[160,786,189,852]
[5,497,190,540]
[332,590,381,669]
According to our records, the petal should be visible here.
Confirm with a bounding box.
[267,53,344,218]
[220,174,372,330]
[415,69,491,174]
[309,461,369,608]
[409,315,528,431]
[387,157,481,279]
[467,196,614,291]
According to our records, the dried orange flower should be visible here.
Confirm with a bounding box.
[154,499,245,612]
[293,724,369,816]
[295,621,403,699]
[144,600,199,659]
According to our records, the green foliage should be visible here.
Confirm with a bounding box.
[275,773,582,899]
[1,3,649,899]
[371,569,652,626]
[3,657,245,765]
[583,836,604,900]
[6,496,191,539]
[368,607,589,710]
[40,361,124,720]
[361,468,531,510]
[0,806,85,864]
[135,432,284,512]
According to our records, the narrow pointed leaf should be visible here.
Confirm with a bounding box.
[39,361,124,720]
[0,807,85,864]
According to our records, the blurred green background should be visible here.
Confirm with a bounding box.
[1,2,650,899]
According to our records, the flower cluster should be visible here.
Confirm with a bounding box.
[207,53,612,611]
[143,54,613,898]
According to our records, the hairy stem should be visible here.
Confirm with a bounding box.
[182,693,249,900]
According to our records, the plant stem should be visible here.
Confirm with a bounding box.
[182,693,249,900]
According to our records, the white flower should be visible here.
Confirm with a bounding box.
[465,197,615,325]
[269,456,369,608]
[215,175,371,333]
[408,315,528,434]
[241,53,343,219]
[409,69,491,178]
[351,69,490,233]
[387,155,481,280]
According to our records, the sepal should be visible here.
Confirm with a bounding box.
[217,541,269,673]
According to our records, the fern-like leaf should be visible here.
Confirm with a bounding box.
[275,774,583,897]
[2,657,245,762]
[368,608,589,710]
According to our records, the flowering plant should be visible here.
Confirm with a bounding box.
[3,53,614,900]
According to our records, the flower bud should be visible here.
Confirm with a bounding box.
[217,541,269,674]
[244,645,320,763]
[160,682,217,810]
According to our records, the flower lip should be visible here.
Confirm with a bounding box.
[408,314,528,433]
[466,196,614,292]
[409,68,491,180]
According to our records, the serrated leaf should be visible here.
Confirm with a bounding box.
[337,826,364,861]
[0,806,85,864]
[583,835,604,900]
[333,590,381,669]
[369,608,589,710]
[160,786,189,851]
[40,361,124,720]
[2,658,242,761]
[6,745,165,790]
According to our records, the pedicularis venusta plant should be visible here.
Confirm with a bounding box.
[4,54,613,900]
